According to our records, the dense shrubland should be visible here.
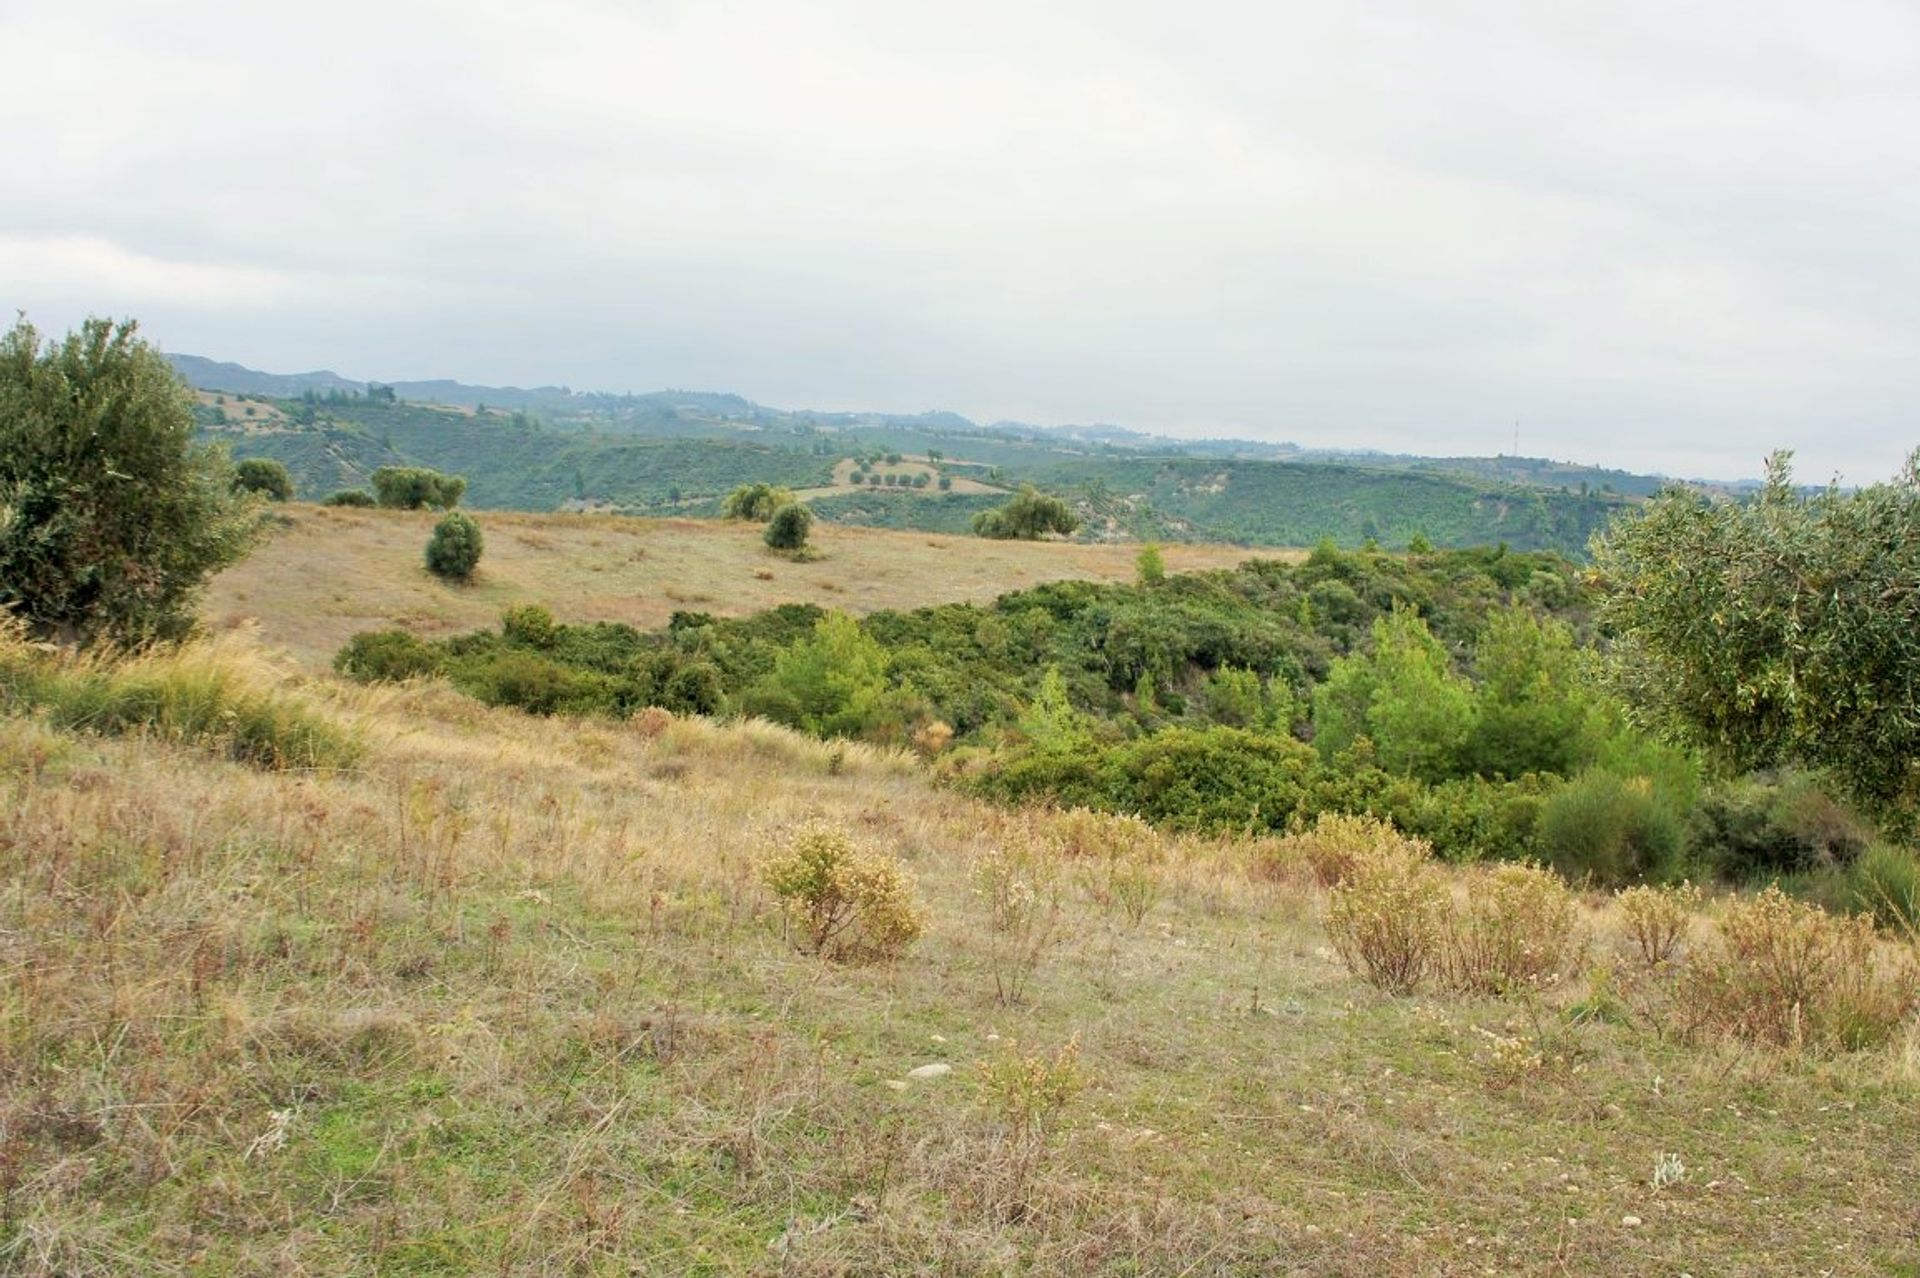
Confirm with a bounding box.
[336,537,1913,900]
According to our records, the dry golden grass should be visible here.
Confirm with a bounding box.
[205,505,1272,669]
[3,639,1918,1273]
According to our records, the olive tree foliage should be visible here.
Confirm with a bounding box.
[723,482,794,522]
[234,457,295,501]
[373,466,466,510]
[1594,450,1920,827]
[0,316,263,645]
[972,484,1080,540]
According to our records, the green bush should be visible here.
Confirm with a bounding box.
[1538,769,1683,887]
[764,501,813,551]
[1689,774,1871,881]
[234,457,295,501]
[1849,844,1920,938]
[425,512,484,581]
[373,466,466,510]
[322,488,377,507]
[501,604,558,649]
[333,629,443,682]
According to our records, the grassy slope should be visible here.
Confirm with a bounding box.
[204,506,1266,670]
[4,664,1917,1274]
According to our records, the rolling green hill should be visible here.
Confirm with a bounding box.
[186,359,1641,555]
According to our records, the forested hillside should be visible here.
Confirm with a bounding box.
[190,374,1636,553]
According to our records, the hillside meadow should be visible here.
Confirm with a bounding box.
[0,622,1916,1273]
[204,505,1263,670]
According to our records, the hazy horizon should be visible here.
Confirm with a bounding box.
[6,1,1917,486]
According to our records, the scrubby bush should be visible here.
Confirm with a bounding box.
[659,660,725,716]
[373,466,465,510]
[233,457,294,501]
[322,488,377,507]
[1323,833,1448,994]
[425,512,484,581]
[972,830,1063,1005]
[0,316,262,645]
[333,628,443,683]
[501,604,558,649]
[763,822,924,962]
[1615,881,1701,966]
[764,500,813,551]
[1688,887,1917,1051]
[1538,769,1683,886]
[1442,861,1584,996]
[1282,812,1409,888]
[1688,774,1871,881]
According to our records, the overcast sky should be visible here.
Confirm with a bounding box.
[4,1,1916,482]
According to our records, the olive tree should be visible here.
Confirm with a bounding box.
[1594,450,1920,826]
[234,457,295,501]
[0,316,262,645]
[972,484,1080,540]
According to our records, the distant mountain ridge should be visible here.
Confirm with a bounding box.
[169,352,1713,493]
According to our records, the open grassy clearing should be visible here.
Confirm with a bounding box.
[204,506,1265,670]
[1,638,1916,1275]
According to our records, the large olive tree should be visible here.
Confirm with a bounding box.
[1594,450,1920,827]
[0,317,262,645]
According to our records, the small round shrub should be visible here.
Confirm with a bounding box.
[1539,769,1682,887]
[764,501,814,551]
[763,822,924,962]
[234,457,294,501]
[425,512,484,581]
[723,482,793,522]
[1690,774,1870,881]
[1278,811,1406,888]
[322,489,377,507]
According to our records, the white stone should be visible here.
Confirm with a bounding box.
[906,1063,952,1080]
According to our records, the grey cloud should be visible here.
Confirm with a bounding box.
[2,0,1915,483]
